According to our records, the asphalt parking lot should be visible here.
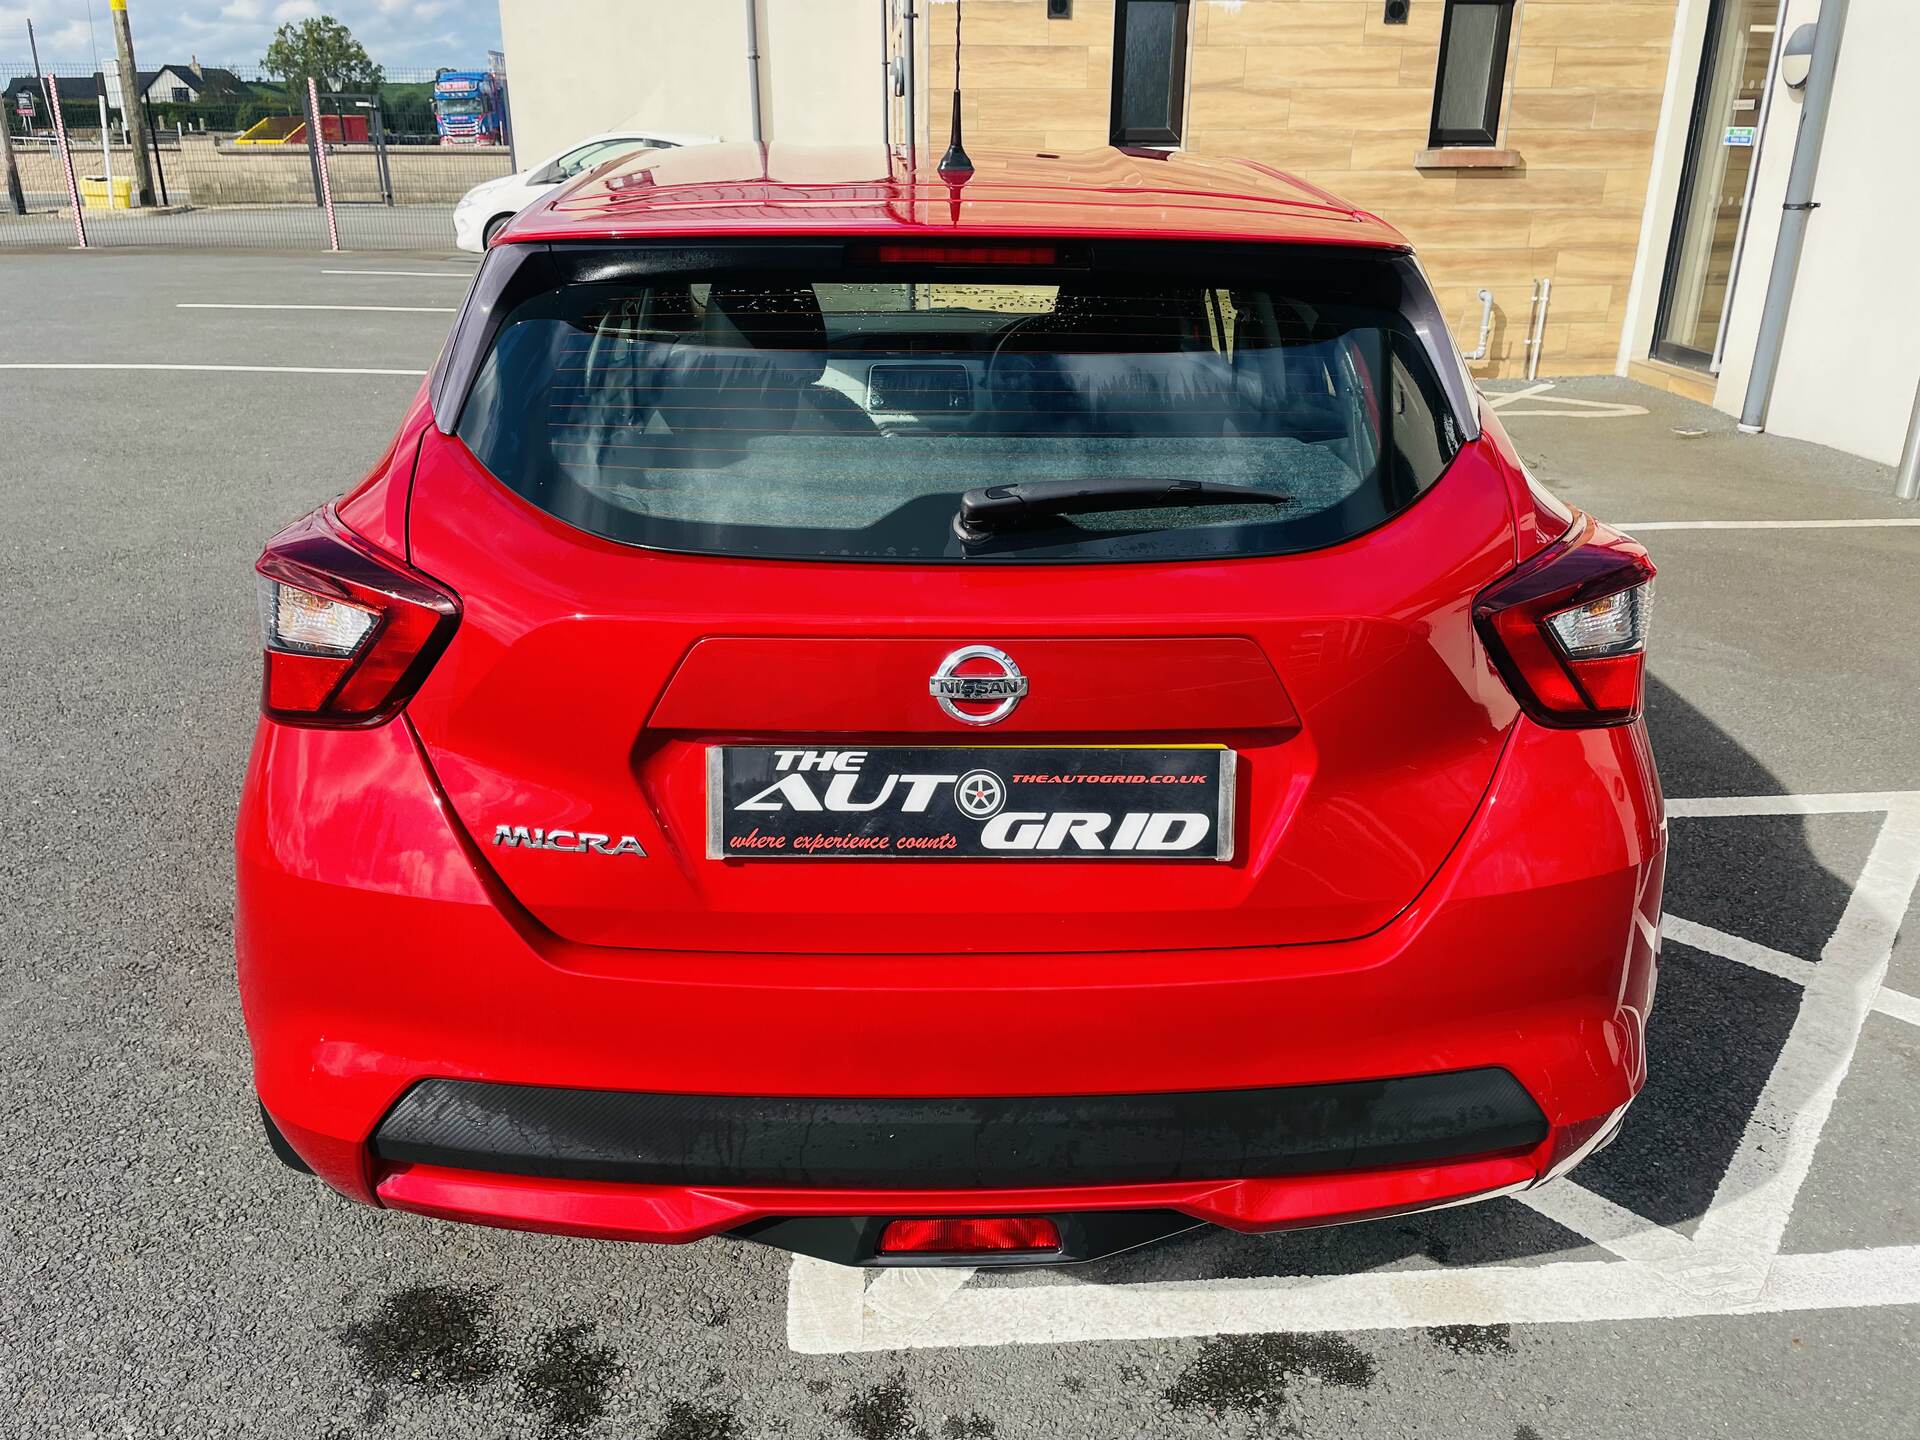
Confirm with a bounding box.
[3,250,1917,1440]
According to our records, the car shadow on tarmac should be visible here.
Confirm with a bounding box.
[973,674,1859,1288]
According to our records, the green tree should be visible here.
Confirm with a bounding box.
[262,15,384,104]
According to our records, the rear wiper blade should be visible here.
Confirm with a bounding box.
[954,478,1291,543]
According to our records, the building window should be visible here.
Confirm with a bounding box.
[1110,0,1190,147]
[1430,0,1516,147]
[171,86,191,103]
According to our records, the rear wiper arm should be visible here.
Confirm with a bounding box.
[954,478,1291,543]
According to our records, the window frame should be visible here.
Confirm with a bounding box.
[439,240,1482,567]
[1109,0,1192,148]
[1428,0,1518,149]
[432,241,1482,452]
[555,142,618,176]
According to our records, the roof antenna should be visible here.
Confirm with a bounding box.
[937,0,973,180]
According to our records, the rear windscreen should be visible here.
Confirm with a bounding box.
[455,244,1468,562]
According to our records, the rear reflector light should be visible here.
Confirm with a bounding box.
[254,506,459,728]
[261,582,377,656]
[1547,584,1651,659]
[877,1216,1062,1255]
[862,243,1059,266]
[1475,512,1655,727]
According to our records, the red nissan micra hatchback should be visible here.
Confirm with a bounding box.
[237,144,1663,1267]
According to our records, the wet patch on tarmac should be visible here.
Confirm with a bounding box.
[835,1370,922,1440]
[940,1414,997,1437]
[1163,1332,1377,1420]
[1427,1324,1516,1356]
[339,1284,503,1422]
[652,1398,745,1440]
[515,1322,622,1432]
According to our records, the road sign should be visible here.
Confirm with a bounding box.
[17,89,35,118]
[102,57,125,112]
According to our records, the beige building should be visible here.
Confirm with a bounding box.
[497,0,1920,467]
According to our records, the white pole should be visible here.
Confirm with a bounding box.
[1739,0,1850,432]
[97,92,113,197]
[742,0,764,143]
[1895,379,1920,503]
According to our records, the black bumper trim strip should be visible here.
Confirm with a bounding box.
[370,1069,1546,1190]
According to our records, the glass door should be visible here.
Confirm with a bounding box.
[1652,0,1780,369]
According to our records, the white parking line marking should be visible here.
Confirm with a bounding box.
[790,1246,1920,1353]
[862,1267,979,1344]
[787,1258,866,1354]
[1514,1181,1695,1265]
[320,269,472,278]
[1693,797,1920,1269]
[787,792,1920,1351]
[1482,383,1553,410]
[1877,988,1920,1028]
[1621,519,1920,531]
[1480,382,1649,419]
[177,303,457,314]
[1663,914,1815,986]
[1664,914,1920,1032]
[1664,909,1920,1043]
[0,363,426,377]
[1499,409,1655,419]
[1666,792,1911,817]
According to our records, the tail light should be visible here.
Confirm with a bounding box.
[877,1216,1062,1256]
[1475,512,1655,727]
[254,506,459,727]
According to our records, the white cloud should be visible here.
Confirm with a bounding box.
[220,0,265,20]
[272,0,319,22]
[45,20,95,54]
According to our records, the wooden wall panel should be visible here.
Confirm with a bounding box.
[936,0,1680,377]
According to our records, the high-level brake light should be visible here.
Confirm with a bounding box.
[860,243,1059,266]
[1475,512,1656,726]
[254,506,460,727]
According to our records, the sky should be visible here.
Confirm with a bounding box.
[1,1,505,75]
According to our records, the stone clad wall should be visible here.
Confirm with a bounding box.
[7,134,513,206]
[921,0,1682,379]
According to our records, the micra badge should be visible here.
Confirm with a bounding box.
[493,825,646,857]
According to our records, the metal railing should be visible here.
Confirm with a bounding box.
[0,63,511,251]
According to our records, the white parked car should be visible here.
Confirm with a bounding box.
[452,130,715,252]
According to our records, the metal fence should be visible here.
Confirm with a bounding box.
[0,64,513,251]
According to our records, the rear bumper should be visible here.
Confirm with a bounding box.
[236,711,1663,1245]
[372,1153,1554,1264]
[368,1068,1552,1264]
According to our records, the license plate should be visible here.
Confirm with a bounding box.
[707,746,1235,861]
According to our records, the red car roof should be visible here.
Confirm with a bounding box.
[501,142,1411,250]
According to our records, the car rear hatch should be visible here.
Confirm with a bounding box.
[401,237,1518,955]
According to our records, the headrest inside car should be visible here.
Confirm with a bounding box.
[704,283,830,352]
